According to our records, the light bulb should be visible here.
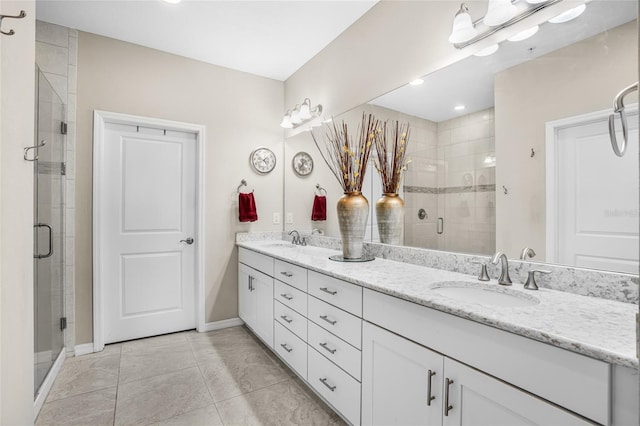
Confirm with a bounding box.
[448,4,478,44]
[473,44,499,57]
[507,25,539,42]
[548,4,586,23]
[484,0,517,26]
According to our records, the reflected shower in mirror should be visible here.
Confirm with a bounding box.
[284,0,639,275]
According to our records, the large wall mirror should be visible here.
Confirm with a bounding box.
[284,0,639,275]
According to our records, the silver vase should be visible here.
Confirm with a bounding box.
[337,192,369,259]
[376,193,404,245]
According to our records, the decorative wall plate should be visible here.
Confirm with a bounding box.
[250,147,276,174]
[292,151,313,177]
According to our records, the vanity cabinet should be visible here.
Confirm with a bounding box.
[238,250,274,348]
[362,322,590,426]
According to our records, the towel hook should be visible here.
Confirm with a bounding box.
[24,139,46,162]
[237,179,253,194]
[0,10,26,36]
[315,184,327,196]
[608,82,638,157]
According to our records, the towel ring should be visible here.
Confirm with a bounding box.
[315,184,327,196]
[608,82,638,157]
[237,179,254,194]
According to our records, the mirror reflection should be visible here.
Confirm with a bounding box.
[284,0,639,275]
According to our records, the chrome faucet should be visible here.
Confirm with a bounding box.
[520,247,536,260]
[311,228,322,235]
[490,251,512,286]
[288,230,301,245]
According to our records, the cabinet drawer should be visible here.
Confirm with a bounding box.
[274,321,307,380]
[308,347,361,425]
[308,271,362,317]
[308,321,361,381]
[274,280,307,316]
[309,295,362,350]
[274,300,307,341]
[274,259,307,292]
[239,248,274,277]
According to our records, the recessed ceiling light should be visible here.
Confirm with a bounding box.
[473,44,499,57]
[454,105,466,111]
[410,78,424,86]
[507,25,539,42]
[163,0,181,4]
[548,4,586,23]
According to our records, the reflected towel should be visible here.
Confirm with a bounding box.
[239,192,258,222]
[311,195,326,221]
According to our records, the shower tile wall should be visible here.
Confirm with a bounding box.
[36,21,78,353]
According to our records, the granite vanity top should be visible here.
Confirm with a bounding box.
[237,240,639,369]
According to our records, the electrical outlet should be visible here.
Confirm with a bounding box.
[273,212,280,224]
[286,212,294,224]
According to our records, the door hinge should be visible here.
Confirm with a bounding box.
[61,162,66,176]
[60,121,68,135]
[60,317,67,331]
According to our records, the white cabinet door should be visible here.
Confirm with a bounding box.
[362,322,444,426]
[253,269,274,348]
[442,358,591,426]
[238,264,256,328]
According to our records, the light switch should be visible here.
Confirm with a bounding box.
[273,212,280,224]
[286,212,293,224]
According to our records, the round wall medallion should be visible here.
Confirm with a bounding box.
[292,151,313,177]
[250,147,276,174]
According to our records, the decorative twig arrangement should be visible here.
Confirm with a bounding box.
[311,113,379,193]
[373,120,411,193]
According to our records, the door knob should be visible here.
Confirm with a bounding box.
[180,237,194,245]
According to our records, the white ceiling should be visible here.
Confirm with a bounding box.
[35,0,378,81]
[370,0,637,122]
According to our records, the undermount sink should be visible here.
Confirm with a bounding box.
[429,281,539,308]
[262,242,298,248]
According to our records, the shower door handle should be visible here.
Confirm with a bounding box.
[34,223,53,259]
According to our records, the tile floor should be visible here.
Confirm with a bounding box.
[36,326,345,426]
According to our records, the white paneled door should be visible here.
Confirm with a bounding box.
[553,109,639,274]
[99,121,197,344]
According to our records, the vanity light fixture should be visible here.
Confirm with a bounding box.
[280,98,323,129]
[410,78,425,86]
[548,3,586,23]
[454,105,466,111]
[448,0,566,49]
[162,0,181,4]
[507,25,539,41]
[474,44,500,56]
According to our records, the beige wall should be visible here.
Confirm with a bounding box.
[76,32,284,344]
[495,21,638,259]
[1,1,36,423]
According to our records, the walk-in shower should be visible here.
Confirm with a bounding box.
[32,67,66,400]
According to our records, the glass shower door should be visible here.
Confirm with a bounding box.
[34,69,66,395]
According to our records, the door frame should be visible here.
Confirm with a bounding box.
[544,104,638,263]
[92,110,206,352]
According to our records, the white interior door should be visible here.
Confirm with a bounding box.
[100,122,197,344]
[555,110,639,274]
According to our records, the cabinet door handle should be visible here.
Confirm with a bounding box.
[320,315,337,326]
[319,377,336,392]
[280,343,293,353]
[280,293,293,301]
[280,271,293,278]
[319,287,337,295]
[319,342,336,354]
[444,378,454,416]
[280,315,293,324]
[427,369,436,406]
[248,276,253,291]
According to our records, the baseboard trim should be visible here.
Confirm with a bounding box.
[34,349,66,421]
[199,317,244,332]
[74,343,95,357]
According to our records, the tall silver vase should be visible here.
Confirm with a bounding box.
[337,192,369,259]
[376,193,404,245]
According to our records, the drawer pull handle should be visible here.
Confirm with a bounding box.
[319,342,336,354]
[320,315,337,326]
[319,287,337,295]
[280,293,293,301]
[280,271,294,278]
[280,343,293,353]
[444,378,454,416]
[319,377,336,392]
[280,315,293,324]
[427,369,436,406]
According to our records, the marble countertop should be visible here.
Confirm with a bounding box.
[237,240,639,369]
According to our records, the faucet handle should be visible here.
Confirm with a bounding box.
[524,269,551,290]
[470,260,490,282]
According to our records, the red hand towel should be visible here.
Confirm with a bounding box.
[239,192,258,222]
[311,195,326,221]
